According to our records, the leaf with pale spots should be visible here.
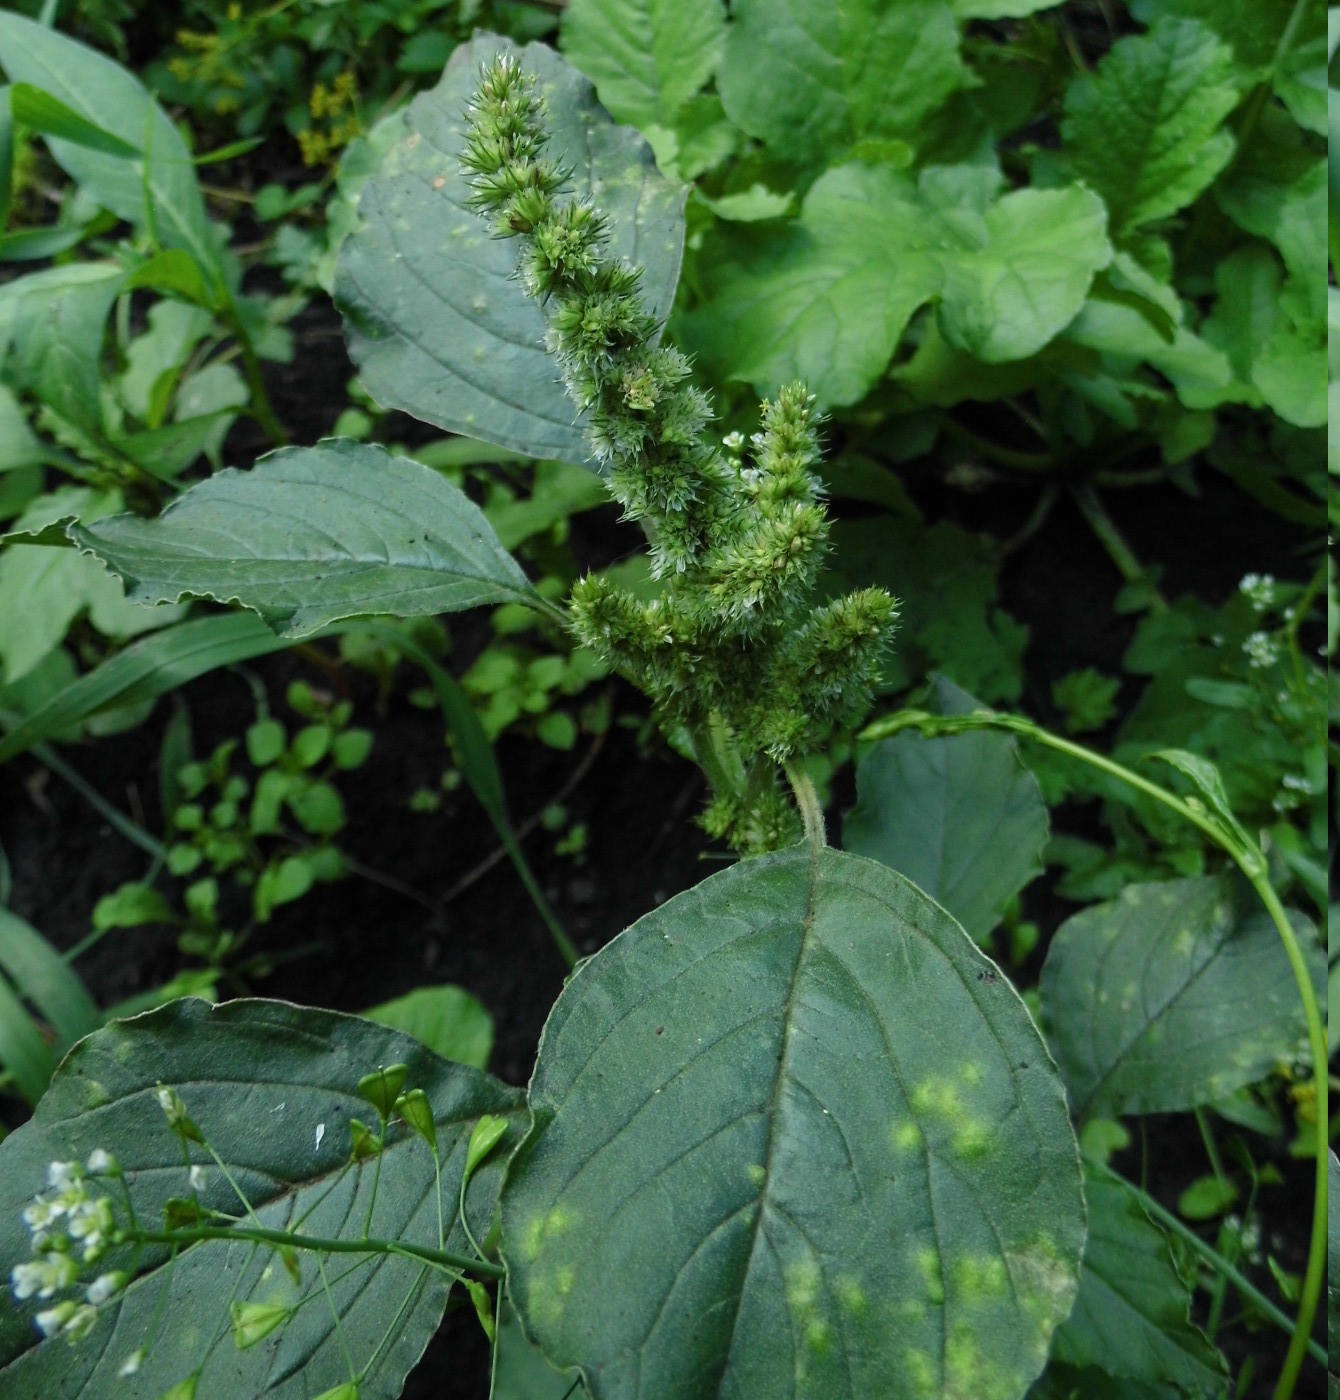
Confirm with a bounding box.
[502,846,1083,1399]
[0,999,525,1397]
[335,33,686,467]
[1039,874,1322,1119]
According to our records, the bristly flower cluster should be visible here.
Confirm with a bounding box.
[462,55,896,852]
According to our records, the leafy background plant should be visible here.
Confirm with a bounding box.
[0,1,1330,1398]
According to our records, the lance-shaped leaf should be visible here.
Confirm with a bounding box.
[68,440,541,637]
[1040,875,1322,1119]
[1050,1170,1225,1390]
[335,34,686,467]
[0,13,220,282]
[844,678,1047,943]
[504,846,1084,1399]
[0,999,525,1398]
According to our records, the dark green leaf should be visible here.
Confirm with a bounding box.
[0,1000,525,1395]
[70,440,540,637]
[1040,875,1321,1118]
[845,677,1047,943]
[504,847,1083,1398]
[1050,1170,1225,1390]
[335,34,686,466]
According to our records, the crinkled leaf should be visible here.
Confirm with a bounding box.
[0,999,525,1397]
[69,440,539,637]
[1050,1170,1225,1390]
[0,13,219,281]
[335,34,685,467]
[560,0,726,130]
[504,846,1083,1399]
[1040,875,1321,1118]
[718,0,971,166]
[1062,18,1241,235]
[844,677,1047,943]
[683,163,1108,405]
[1129,0,1309,73]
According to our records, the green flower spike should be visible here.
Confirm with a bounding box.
[463,56,897,852]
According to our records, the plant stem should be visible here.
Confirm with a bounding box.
[859,707,1329,1396]
[129,1224,505,1279]
[34,741,166,859]
[1090,1163,1327,1369]
[1071,484,1167,611]
[218,300,287,445]
[785,763,826,852]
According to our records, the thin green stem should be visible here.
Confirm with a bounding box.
[128,1224,505,1279]
[1071,484,1167,611]
[34,742,166,859]
[1090,1163,1327,1369]
[217,299,287,445]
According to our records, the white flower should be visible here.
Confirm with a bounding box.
[118,1349,145,1377]
[85,1150,117,1177]
[188,1165,207,1192]
[67,1196,113,1260]
[35,1301,76,1337]
[11,1252,77,1300]
[85,1271,127,1306]
[1242,631,1279,668]
[22,1196,64,1234]
[1238,573,1275,611]
[46,1162,79,1193]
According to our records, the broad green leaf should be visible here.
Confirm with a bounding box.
[0,488,185,685]
[0,999,525,1396]
[0,613,291,765]
[9,83,140,158]
[1062,18,1241,235]
[493,1300,580,1400]
[504,846,1084,1399]
[0,908,100,1049]
[1050,1170,1225,1390]
[363,986,494,1071]
[844,678,1047,943]
[718,0,971,166]
[1130,0,1309,73]
[560,0,726,130]
[683,162,1107,406]
[335,35,686,466]
[69,440,539,637]
[1040,875,1321,1118]
[0,262,124,432]
[0,14,219,281]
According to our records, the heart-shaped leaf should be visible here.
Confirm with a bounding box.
[504,846,1083,1399]
[0,999,525,1398]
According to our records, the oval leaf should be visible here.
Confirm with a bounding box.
[0,999,525,1398]
[335,34,686,466]
[504,846,1083,1399]
[844,681,1047,943]
[1040,875,1321,1119]
[70,439,539,637]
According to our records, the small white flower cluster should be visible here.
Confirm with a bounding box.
[1241,630,1279,669]
[10,1153,127,1345]
[1238,573,1276,612]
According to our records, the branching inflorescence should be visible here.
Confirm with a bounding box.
[462,56,896,852]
